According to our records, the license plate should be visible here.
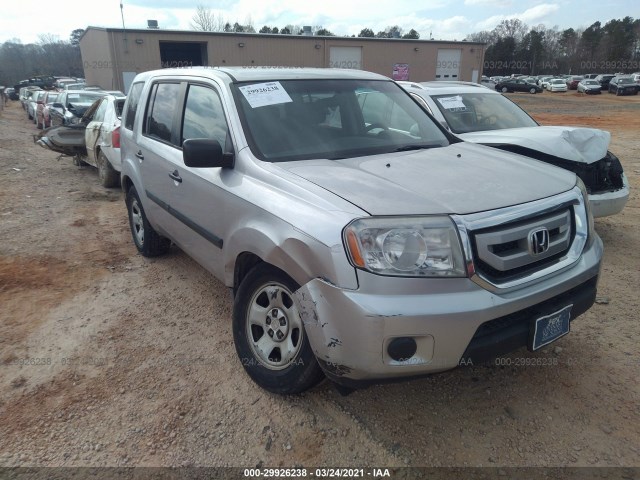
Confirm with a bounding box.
[530,305,572,351]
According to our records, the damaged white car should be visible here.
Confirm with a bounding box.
[36,93,126,188]
[400,81,629,218]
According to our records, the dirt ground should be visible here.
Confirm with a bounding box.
[0,91,639,473]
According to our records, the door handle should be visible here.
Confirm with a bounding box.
[135,150,144,160]
[168,170,182,183]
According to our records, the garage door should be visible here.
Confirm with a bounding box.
[436,49,461,80]
[329,47,362,70]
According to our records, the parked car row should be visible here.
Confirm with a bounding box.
[493,73,639,96]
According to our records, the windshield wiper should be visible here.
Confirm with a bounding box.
[393,144,438,152]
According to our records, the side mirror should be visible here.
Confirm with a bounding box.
[52,102,64,109]
[183,138,234,169]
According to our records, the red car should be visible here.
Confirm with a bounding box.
[567,76,584,90]
[38,91,60,129]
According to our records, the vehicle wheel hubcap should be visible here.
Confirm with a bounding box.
[131,199,144,245]
[246,283,302,370]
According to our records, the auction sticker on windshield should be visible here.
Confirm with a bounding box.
[437,96,467,111]
[239,82,293,108]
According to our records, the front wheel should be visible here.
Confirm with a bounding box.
[529,87,537,94]
[233,264,324,394]
[501,86,508,93]
[125,186,170,257]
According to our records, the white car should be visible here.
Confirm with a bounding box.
[547,79,568,92]
[36,94,126,188]
[539,77,553,88]
[399,81,629,217]
[84,95,126,187]
[26,90,44,120]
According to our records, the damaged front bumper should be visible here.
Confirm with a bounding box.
[295,235,602,389]
[590,173,629,218]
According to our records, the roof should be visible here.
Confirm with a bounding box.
[132,66,390,83]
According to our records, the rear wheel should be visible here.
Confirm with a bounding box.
[97,151,120,188]
[125,186,170,257]
[233,263,324,394]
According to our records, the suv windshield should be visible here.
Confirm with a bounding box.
[233,79,449,162]
[430,92,538,134]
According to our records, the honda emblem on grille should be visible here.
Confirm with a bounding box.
[529,228,550,256]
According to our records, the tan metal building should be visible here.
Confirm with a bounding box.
[79,26,485,94]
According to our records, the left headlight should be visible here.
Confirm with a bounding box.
[343,216,466,277]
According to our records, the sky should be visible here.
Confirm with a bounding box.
[1,0,638,44]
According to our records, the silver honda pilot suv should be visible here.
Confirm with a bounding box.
[120,67,602,394]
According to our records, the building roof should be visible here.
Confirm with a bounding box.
[80,26,486,46]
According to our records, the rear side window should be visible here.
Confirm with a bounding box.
[145,83,181,144]
[124,82,144,130]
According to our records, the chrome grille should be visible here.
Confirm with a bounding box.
[451,187,590,292]
[473,209,573,276]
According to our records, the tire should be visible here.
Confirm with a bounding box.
[616,89,621,96]
[529,87,537,94]
[233,263,324,394]
[501,86,508,93]
[97,151,120,188]
[125,186,170,257]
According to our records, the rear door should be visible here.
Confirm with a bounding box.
[85,98,108,166]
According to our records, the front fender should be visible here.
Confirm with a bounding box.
[224,222,358,291]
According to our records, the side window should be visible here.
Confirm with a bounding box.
[181,84,229,149]
[124,82,143,130]
[145,83,181,144]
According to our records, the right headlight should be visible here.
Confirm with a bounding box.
[343,216,466,277]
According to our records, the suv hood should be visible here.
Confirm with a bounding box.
[459,126,609,164]
[280,143,576,216]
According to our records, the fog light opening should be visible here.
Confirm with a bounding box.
[387,337,418,362]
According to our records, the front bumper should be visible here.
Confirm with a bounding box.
[295,234,602,388]
[590,173,629,218]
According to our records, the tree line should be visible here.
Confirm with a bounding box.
[466,17,640,76]
[191,5,419,38]
[0,30,84,87]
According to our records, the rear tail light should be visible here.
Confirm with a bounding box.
[112,126,121,148]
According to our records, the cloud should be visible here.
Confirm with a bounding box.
[476,3,560,31]
[464,0,512,6]
[520,4,561,23]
